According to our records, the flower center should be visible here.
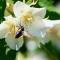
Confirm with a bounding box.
[4,20,18,37]
[20,10,33,26]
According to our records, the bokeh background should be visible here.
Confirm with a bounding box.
[0,0,60,60]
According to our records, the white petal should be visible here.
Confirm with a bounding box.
[52,20,60,25]
[26,40,38,52]
[5,32,16,50]
[16,36,24,50]
[0,23,8,38]
[13,1,30,18]
[4,15,20,27]
[4,15,13,21]
[43,20,54,28]
[5,32,24,50]
[25,17,45,37]
[43,20,60,50]
[4,15,17,23]
[31,8,46,18]
[24,18,49,46]
[44,20,60,28]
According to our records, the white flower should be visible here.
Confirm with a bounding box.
[13,1,47,47]
[13,1,46,28]
[0,15,24,50]
[43,20,60,50]
[0,1,47,50]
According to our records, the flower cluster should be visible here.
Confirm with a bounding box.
[0,1,60,50]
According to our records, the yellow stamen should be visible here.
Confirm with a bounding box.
[20,10,33,26]
[3,20,18,37]
[47,28,53,33]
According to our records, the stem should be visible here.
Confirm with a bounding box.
[33,0,34,3]
[23,0,25,3]
[40,43,58,60]
[29,0,38,6]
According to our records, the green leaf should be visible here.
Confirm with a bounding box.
[0,0,6,22]
[45,10,60,20]
[38,0,54,7]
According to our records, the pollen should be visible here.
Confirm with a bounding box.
[47,28,53,33]
[3,20,18,37]
[47,28,56,33]
[20,10,33,26]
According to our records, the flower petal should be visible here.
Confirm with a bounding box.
[13,1,30,18]
[43,21,60,50]
[31,8,46,18]
[4,15,13,21]
[44,20,60,28]
[26,40,37,51]
[25,17,45,37]
[5,32,16,50]
[24,18,48,47]
[5,32,24,50]
[16,36,24,50]
[0,23,8,38]
[4,15,20,27]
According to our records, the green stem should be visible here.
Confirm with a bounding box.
[33,0,34,3]
[23,0,25,3]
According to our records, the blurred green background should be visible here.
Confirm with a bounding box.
[0,0,60,60]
